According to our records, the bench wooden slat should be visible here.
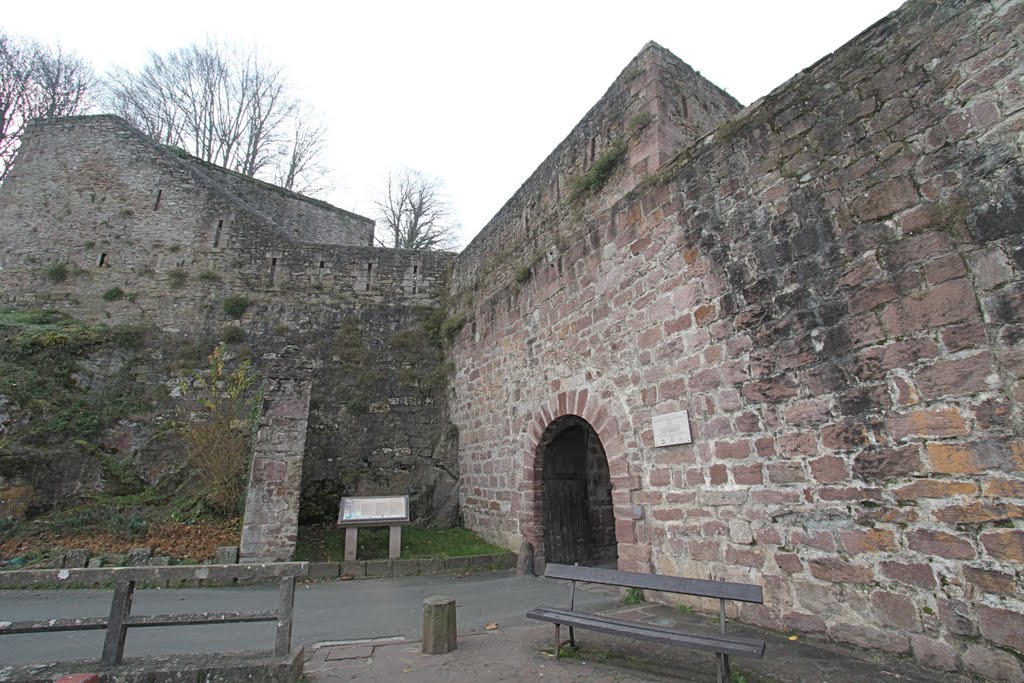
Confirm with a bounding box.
[544,563,763,603]
[528,606,765,659]
[0,617,108,633]
[125,609,279,627]
[0,609,280,635]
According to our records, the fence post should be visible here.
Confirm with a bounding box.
[101,580,136,665]
[275,575,297,656]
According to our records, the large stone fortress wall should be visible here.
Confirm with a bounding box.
[448,1,1024,676]
[0,115,459,527]
[0,116,439,333]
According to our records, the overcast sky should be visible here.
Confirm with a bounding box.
[5,1,905,248]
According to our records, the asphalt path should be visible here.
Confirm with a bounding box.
[0,571,621,666]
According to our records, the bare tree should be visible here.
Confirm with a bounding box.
[374,169,460,251]
[0,31,94,182]
[274,105,330,195]
[102,40,329,195]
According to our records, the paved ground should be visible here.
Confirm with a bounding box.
[0,570,974,682]
[304,600,973,683]
[0,570,620,665]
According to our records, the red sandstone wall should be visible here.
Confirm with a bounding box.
[450,1,1024,677]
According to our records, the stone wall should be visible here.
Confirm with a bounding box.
[0,115,459,528]
[448,1,1024,677]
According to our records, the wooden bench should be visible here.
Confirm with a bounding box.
[527,563,765,683]
[0,562,308,666]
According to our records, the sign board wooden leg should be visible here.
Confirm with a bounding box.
[389,525,402,559]
[345,527,358,561]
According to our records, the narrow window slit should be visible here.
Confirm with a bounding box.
[154,189,162,210]
[213,220,224,248]
[97,253,107,267]
[365,263,373,291]
[269,257,278,284]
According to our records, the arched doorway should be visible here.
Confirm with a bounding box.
[540,416,617,567]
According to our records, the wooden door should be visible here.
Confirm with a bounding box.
[542,425,593,565]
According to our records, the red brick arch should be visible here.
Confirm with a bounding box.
[521,389,641,568]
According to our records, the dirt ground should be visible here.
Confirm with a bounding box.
[0,519,240,564]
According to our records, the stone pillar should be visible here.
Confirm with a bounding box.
[422,595,457,654]
[240,352,315,563]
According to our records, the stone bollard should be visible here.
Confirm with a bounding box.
[517,541,535,576]
[422,595,457,654]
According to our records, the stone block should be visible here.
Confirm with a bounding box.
[364,559,392,577]
[981,530,1024,561]
[422,595,457,655]
[420,558,444,575]
[339,561,365,579]
[148,556,171,567]
[86,557,104,568]
[308,562,340,579]
[445,556,470,570]
[215,546,240,564]
[909,635,958,672]
[394,559,420,576]
[962,643,1024,682]
[906,529,975,559]
[64,549,89,568]
[125,548,153,566]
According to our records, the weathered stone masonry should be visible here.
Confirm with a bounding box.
[449,1,1024,678]
[0,116,460,540]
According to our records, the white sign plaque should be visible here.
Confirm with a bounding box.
[652,410,692,447]
[338,495,410,525]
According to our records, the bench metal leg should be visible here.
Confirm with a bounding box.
[716,652,731,683]
[554,624,560,660]
[101,580,136,666]
[569,625,575,648]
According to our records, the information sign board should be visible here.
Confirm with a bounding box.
[337,495,410,526]
[652,410,692,447]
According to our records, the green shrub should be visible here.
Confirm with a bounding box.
[221,325,246,344]
[102,287,125,301]
[198,270,222,282]
[514,266,532,284]
[441,315,466,343]
[628,111,655,136]
[110,325,146,349]
[46,262,69,283]
[223,296,250,318]
[568,140,627,202]
[621,587,645,605]
[178,342,259,516]
[168,268,188,289]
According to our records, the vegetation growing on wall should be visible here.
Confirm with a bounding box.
[178,342,260,516]
[0,309,151,445]
[568,140,627,202]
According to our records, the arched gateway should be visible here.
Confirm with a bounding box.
[538,415,617,566]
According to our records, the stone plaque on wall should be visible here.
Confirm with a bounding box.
[652,410,692,447]
[338,495,410,526]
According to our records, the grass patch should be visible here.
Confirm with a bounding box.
[168,269,188,289]
[45,262,69,283]
[568,140,627,202]
[221,325,246,344]
[102,287,125,301]
[621,587,645,605]
[627,111,655,136]
[440,315,466,343]
[294,525,505,562]
[0,309,151,444]
[223,296,250,318]
[677,602,695,614]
